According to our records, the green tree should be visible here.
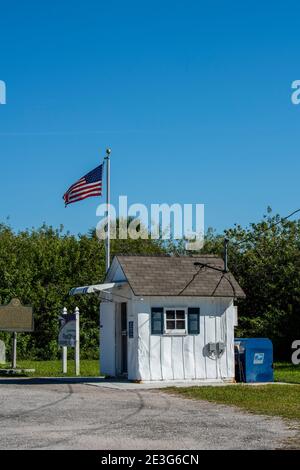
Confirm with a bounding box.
[1,210,300,361]
[0,221,165,360]
[199,211,300,359]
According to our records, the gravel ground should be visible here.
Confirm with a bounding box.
[0,380,299,450]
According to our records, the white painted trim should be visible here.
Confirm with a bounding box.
[69,282,127,296]
[163,307,188,335]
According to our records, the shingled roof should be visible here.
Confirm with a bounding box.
[112,255,246,298]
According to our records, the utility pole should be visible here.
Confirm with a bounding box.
[224,238,229,272]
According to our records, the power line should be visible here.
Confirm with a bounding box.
[179,208,300,297]
[234,208,300,247]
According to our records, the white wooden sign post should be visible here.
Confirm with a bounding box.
[58,307,80,376]
[75,307,80,376]
[12,332,17,369]
[62,307,68,374]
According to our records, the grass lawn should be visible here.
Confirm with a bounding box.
[274,362,300,384]
[0,359,299,383]
[165,362,300,421]
[0,360,101,377]
[166,384,300,421]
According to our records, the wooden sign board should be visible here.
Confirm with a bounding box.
[0,298,34,332]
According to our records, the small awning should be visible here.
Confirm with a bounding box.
[69,283,117,296]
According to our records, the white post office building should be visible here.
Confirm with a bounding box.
[98,255,245,383]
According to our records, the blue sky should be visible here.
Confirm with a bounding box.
[0,0,300,236]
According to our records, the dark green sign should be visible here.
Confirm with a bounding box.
[0,298,34,332]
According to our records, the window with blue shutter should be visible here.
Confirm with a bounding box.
[188,307,200,334]
[151,307,164,335]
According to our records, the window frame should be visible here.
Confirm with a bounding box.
[151,307,164,335]
[163,307,188,335]
[187,307,200,335]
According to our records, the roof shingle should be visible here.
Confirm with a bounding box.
[112,255,246,298]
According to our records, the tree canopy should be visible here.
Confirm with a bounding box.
[0,222,165,359]
[0,210,299,360]
[201,209,300,358]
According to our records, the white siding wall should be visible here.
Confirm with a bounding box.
[100,282,236,382]
[135,300,150,381]
[135,296,235,382]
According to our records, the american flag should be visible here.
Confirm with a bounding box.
[63,164,103,206]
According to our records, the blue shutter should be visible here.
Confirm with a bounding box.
[151,307,164,335]
[188,307,200,334]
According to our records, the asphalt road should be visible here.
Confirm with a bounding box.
[0,380,298,450]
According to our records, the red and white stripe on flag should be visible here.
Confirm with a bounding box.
[63,164,103,206]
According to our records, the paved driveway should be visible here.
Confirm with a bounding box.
[0,379,298,450]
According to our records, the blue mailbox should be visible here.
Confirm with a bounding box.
[234,338,274,383]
